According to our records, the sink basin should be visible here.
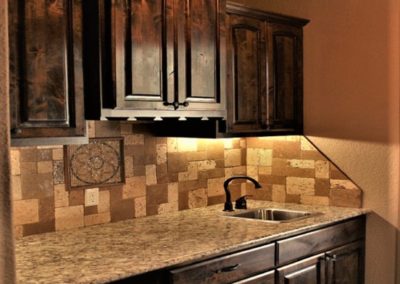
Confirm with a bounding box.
[227,208,321,223]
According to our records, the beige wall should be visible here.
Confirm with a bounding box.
[0,0,15,282]
[231,0,400,282]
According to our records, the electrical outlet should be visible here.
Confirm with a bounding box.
[85,188,99,207]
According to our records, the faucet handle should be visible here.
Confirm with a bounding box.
[235,195,252,210]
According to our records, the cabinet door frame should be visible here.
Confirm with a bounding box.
[226,12,267,133]
[9,0,87,144]
[267,22,303,132]
[277,254,326,284]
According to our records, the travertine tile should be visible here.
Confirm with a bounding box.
[10,149,21,176]
[330,179,358,190]
[315,160,329,179]
[37,161,53,174]
[53,160,64,185]
[120,123,132,134]
[98,190,110,213]
[134,196,146,217]
[84,212,111,226]
[223,139,233,149]
[187,151,207,161]
[21,173,53,199]
[52,148,64,161]
[224,149,241,167]
[207,177,225,197]
[259,149,272,166]
[188,188,207,209]
[54,184,69,208]
[55,206,84,231]
[156,144,167,165]
[168,183,179,203]
[300,195,329,206]
[124,156,134,178]
[13,199,39,225]
[178,162,198,181]
[12,175,22,200]
[85,188,99,207]
[167,138,178,153]
[14,225,23,239]
[259,166,272,175]
[158,202,178,214]
[246,166,258,181]
[246,149,259,166]
[286,177,315,195]
[177,138,197,152]
[125,134,145,145]
[123,176,146,199]
[20,162,36,174]
[145,165,157,185]
[330,188,362,208]
[289,159,315,169]
[272,185,286,203]
[197,160,216,171]
[300,137,317,151]
[225,166,246,178]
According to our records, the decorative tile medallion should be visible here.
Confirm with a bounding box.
[65,138,125,189]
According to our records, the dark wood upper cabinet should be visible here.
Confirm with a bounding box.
[88,0,226,120]
[9,0,87,145]
[225,4,308,136]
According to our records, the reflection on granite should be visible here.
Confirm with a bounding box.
[15,201,369,284]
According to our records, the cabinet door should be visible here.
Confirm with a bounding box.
[267,22,303,132]
[326,241,365,284]
[174,0,226,116]
[277,254,325,284]
[102,0,172,113]
[226,13,267,133]
[9,0,86,144]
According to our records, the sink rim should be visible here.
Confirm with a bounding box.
[224,207,323,223]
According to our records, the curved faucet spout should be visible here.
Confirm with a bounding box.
[223,176,262,211]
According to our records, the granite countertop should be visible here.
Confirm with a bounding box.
[15,201,369,284]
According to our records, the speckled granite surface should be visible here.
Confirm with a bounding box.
[15,201,369,284]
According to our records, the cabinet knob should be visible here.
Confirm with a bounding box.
[163,101,189,110]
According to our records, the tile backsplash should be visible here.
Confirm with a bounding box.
[10,122,362,238]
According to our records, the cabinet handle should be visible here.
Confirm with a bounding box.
[325,253,337,262]
[163,101,189,110]
[215,264,241,274]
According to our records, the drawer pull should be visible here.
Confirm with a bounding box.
[215,264,241,273]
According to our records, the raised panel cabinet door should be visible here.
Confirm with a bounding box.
[173,0,226,116]
[233,270,275,284]
[267,22,303,132]
[326,241,365,284]
[101,0,173,112]
[9,0,86,142]
[277,254,326,284]
[226,13,267,133]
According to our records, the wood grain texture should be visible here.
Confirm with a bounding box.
[277,217,365,266]
[233,270,275,284]
[226,13,266,133]
[170,243,275,284]
[277,254,325,284]
[0,0,16,282]
[9,0,86,141]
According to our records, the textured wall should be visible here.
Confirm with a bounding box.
[0,0,15,282]
[230,0,400,282]
[11,121,361,238]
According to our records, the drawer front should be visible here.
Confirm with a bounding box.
[170,243,275,284]
[233,270,275,284]
[277,217,365,265]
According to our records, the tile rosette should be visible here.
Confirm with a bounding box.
[64,137,125,189]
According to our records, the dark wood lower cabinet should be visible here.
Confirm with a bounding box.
[112,217,365,284]
[326,241,365,284]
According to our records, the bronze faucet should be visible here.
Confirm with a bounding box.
[223,176,262,211]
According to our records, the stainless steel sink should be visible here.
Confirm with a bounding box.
[227,208,321,223]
